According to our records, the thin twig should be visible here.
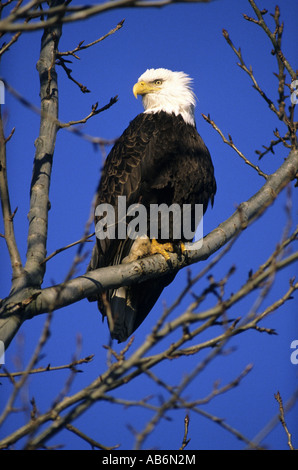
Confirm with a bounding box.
[202,113,268,179]
[57,19,125,58]
[255,129,291,160]
[56,56,91,93]
[0,355,94,378]
[0,109,23,279]
[58,98,118,129]
[40,233,94,265]
[66,424,120,450]
[222,28,284,122]
[274,391,295,450]
[179,414,191,450]
[248,388,298,449]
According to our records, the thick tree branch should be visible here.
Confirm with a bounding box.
[23,0,64,288]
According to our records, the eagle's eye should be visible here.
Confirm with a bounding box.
[154,80,163,86]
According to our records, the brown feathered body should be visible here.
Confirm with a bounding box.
[88,110,216,342]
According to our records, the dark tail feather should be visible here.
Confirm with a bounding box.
[108,272,177,343]
[109,287,137,343]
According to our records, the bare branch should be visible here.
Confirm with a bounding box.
[226,1,297,150]
[58,98,118,129]
[247,1,296,80]
[65,424,120,450]
[4,126,15,143]
[40,233,94,265]
[179,414,191,450]
[255,128,291,160]
[202,113,268,179]
[274,391,295,450]
[0,355,94,378]
[0,109,23,280]
[57,19,125,58]
[249,389,298,449]
[222,28,287,123]
[56,55,91,93]
[24,2,64,287]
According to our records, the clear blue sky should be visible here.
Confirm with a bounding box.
[1,0,297,450]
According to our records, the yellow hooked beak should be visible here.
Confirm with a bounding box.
[133,81,160,99]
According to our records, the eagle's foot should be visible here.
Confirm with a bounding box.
[150,239,174,261]
[122,236,152,264]
[122,237,186,264]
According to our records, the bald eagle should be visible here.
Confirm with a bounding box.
[88,68,216,342]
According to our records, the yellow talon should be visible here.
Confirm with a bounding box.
[150,239,174,261]
[180,242,186,254]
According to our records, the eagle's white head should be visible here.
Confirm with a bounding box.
[133,68,196,126]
